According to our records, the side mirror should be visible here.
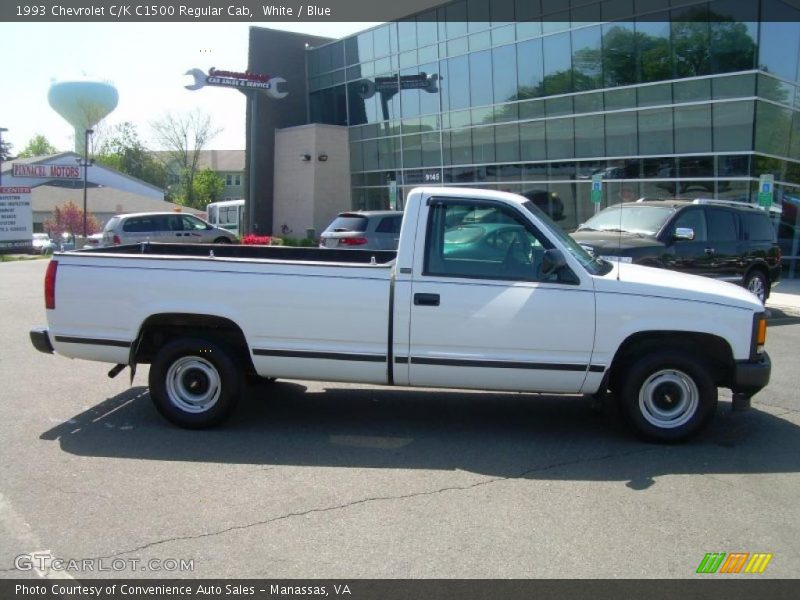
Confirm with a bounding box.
[674,227,695,241]
[541,248,567,276]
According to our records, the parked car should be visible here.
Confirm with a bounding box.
[319,211,403,250]
[102,212,238,247]
[31,233,54,255]
[570,198,781,302]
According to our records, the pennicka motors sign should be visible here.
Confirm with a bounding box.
[184,67,288,99]
[13,163,81,180]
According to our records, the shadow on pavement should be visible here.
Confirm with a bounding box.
[40,380,800,487]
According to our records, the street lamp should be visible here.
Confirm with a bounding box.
[80,128,94,237]
[0,127,8,186]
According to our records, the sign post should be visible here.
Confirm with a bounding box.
[0,186,32,253]
[591,174,603,214]
[388,180,398,211]
[758,174,774,210]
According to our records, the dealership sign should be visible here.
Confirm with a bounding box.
[0,187,32,250]
[184,67,288,99]
[13,163,81,179]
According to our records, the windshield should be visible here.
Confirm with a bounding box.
[578,205,674,236]
[522,201,611,276]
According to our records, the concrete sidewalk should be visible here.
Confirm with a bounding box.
[768,278,800,312]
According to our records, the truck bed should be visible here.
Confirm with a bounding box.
[78,243,398,264]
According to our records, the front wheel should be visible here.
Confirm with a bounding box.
[149,338,241,428]
[618,350,717,442]
[213,237,232,244]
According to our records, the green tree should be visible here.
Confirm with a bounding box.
[151,110,220,208]
[95,122,167,189]
[17,134,58,158]
[191,168,225,210]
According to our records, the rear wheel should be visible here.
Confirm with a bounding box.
[744,269,768,304]
[149,338,241,428]
[618,350,717,442]
[213,237,232,244]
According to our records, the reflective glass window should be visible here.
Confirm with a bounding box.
[636,16,672,82]
[495,123,520,162]
[467,0,491,32]
[709,0,757,74]
[357,31,374,63]
[363,139,379,170]
[759,1,800,82]
[545,96,573,117]
[572,25,603,92]
[603,22,637,87]
[417,12,438,47]
[493,44,518,104]
[517,21,542,41]
[519,100,544,120]
[679,156,714,178]
[606,112,638,156]
[517,38,545,100]
[542,11,570,36]
[758,74,795,106]
[446,1,468,38]
[674,104,713,153]
[473,126,496,163]
[444,56,470,111]
[421,132,441,167]
[543,33,573,95]
[419,64,441,116]
[713,101,755,152]
[791,112,800,160]
[374,25,391,57]
[638,108,674,155]
[673,79,711,103]
[350,142,363,171]
[546,117,574,159]
[713,73,756,99]
[638,83,671,107]
[402,135,422,168]
[755,101,792,156]
[718,155,750,177]
[574,92,604,114]
[446,129,472,165]
[705,208,738,242]
[671,6,711,77]
[575,114,605,158]
[492,25,516,46]
[605,88,636,110]
[470,50,493,107]
[379,137,397,170]
[520,121,546,161]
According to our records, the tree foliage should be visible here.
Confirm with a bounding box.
[191,168,225,210]
[17,134,58,158]
[95,122,167,189]
[150,110,221,209]
[43,201,100,238]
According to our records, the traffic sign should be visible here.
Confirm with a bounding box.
[758,174,774,209]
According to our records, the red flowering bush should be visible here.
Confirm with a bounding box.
[242,234,273,245]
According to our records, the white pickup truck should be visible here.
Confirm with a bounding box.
[30,187,771,441]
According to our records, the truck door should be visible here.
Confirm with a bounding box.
[403,198,596,394]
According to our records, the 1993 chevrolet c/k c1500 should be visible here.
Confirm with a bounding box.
[30,187,771,441]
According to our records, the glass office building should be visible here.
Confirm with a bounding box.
[304,0,800,274]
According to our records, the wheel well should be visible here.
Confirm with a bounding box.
[131,313,255,374]
[608,331,734,391]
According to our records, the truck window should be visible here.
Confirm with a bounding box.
[673,209,707,241]
[424,201,553,281]
[741,212,775,241]
[705,208,737,241]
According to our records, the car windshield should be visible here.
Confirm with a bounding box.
[577,205,674,236]
[522,201,611,276]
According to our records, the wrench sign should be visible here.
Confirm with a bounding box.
[184,68,288,99]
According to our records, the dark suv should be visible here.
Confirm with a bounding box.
[570,199,781,302]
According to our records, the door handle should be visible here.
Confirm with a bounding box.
[414,293,440,306]
[704,247,715,254]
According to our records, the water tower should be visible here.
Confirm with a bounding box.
[48,79,118,154]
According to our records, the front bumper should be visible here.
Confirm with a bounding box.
[732,352,771,396]
[30,327,54,354]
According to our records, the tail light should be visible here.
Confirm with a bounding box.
[341,237,368,246]
[45,260,58,310]
[113,234,121,245]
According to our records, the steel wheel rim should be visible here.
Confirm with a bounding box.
[638,369,699,429]
[747,276,765,303]
[165,356,221,413]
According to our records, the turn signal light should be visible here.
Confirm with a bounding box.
[756,316,767,353]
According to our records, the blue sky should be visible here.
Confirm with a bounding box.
[0,22,376,154]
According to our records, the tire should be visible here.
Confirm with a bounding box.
[618,349,717,442]
[149,338,241,428]
[744,269,768,304]
[213,237,232,244]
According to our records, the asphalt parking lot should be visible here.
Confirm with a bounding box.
[1,258,799,579]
